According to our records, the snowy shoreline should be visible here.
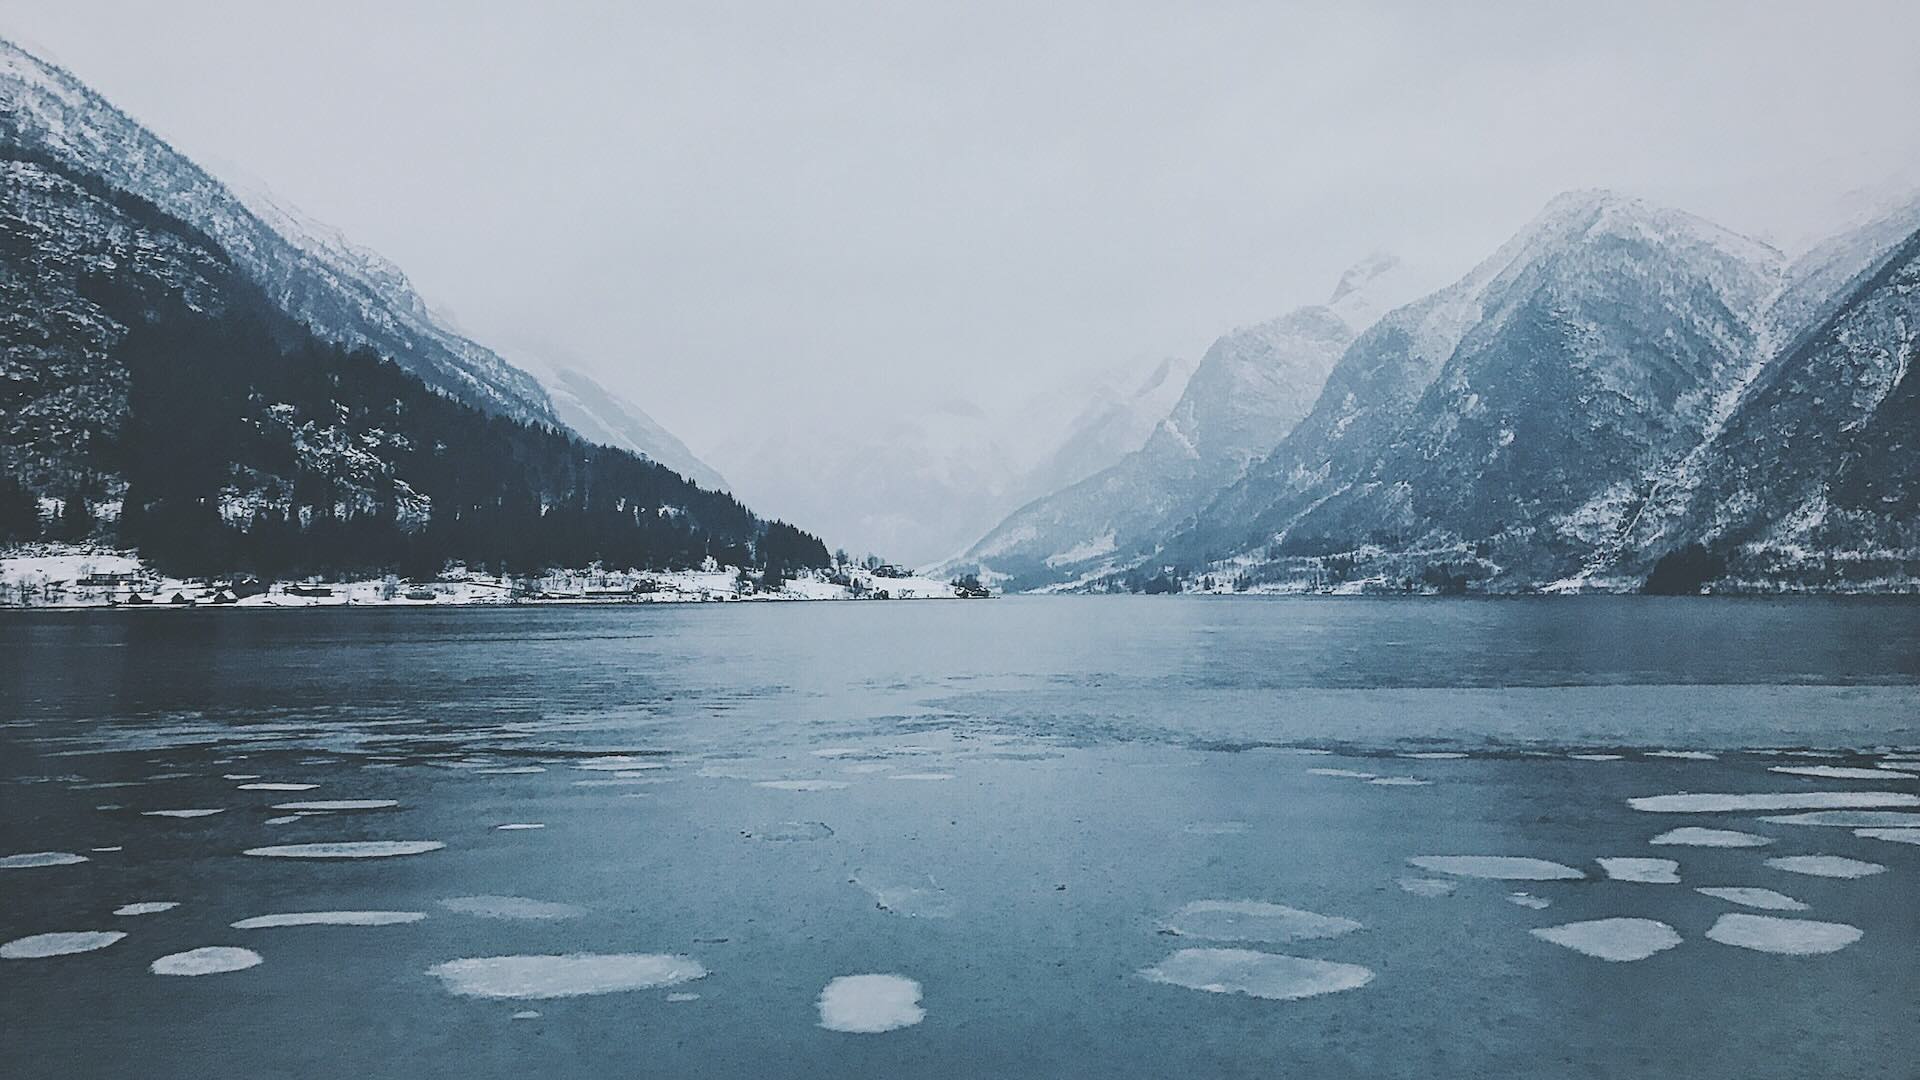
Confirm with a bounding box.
[0,546,981,610]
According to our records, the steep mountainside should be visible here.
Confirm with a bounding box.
[538,366,729,492]
[1169,191,1785,589]
[0,37,557,424]
[949,256,1409,590]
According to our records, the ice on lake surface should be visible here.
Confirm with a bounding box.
[1705,914,1862,955]
[150,947,263,976]
[0,851,88,868]
[1408,855,1585,880]
[427,954,707,999]
[1597,857,1680,883]
[1160,900,1362,942]
[2,598,1917,1080]
[1530,918,1682,962]
[1768,764,1916,780]
[755,779,851,791]
[817,974,925,1033]
[1763,855,1885,878]
[269,800,397,811]
[1,931,126,958]
[1138,948,1375,1000]
[114,901,179,916]
[243,841,445,859]
[1628,792,1920,812]
[140,808,224,818]
[1855,827,1920,845]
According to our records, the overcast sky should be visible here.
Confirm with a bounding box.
[6,1,1920,459]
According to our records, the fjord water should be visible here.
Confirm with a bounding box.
[1,598,1916,1079]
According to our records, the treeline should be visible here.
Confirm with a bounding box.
[33,278,829,580]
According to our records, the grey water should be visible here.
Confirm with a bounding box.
[2,597,1917,1079]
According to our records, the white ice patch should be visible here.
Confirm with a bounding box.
[238,783,318,791]
[151,946,263,975]
[817,973,925,1033]
[91,847,122,853]
[887,773,954,782]
[574,759,666,772]
[1696,887,1807,912]
[1368,777,1431,786]
[270,800,397,811]
[232,911,425,928]
[438,896,585,921]
[1161,900,1362,943]
[1184,821,1251,836]
[1569,754,1623,762]
[223,774,261,780]
[511,1010,541,1019]
[114,902,178,916]
[1760,811,1920,828]
[427,953,706,999]
[0,852,88,869]
[1629,792,1919,813]
[666,992,700,1002]
[264,815,300,825]
[1598,858,1680,884]
[243,841,444,859]
[1649,827,1773,848]
[1307,768,1375,779]
[1706,913,1861,955]
[1770,765,1917,780]
[1,931,126,958]
[852,869,954,917]
[572,778,671,787]
[1395,877,1456,897]
[1765,855,1885,878]
[495,824,545,831]
[1506,892,1551,910]
[1408,856,1584,880]
[1399,752,1467,760]
[756,780,850,791]
[841,763,892,774]
[1138,948,1374,1001]
[1530,918,1681,962]
[141,809,223,818]
[476,766,547,775]
[1855,827,1920,845]
[745,821,834,842]
[1646,751,1718,761]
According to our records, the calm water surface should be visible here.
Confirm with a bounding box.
[2,597,1917,1079]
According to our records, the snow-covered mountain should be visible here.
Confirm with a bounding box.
[946,255,1415,590]
[0,37,557,424]
[1161,191,1787,589]
[531,365,728,492]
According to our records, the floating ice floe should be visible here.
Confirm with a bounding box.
[511,1010,541,1019]
[1646,751,1718,761]
[238,783,317,791]
[151,946,262,975]
[475,766,546,775]
[888,773,954,782]
[841,763,892,775]
[1307,768,1375,780]
[114,901,178,916]
[1855,827,1920,845]
[666,992,700,1003]
[1765,855,1885,879]
[438,895,585,920]
[1395,877,1456,897]
[1759,810,1920,828]
[243,841,444,859]
[1628,792,1919,813]
[1184,821,1251,836]
[1506,892,1551,910]
[756,780,851,791]
[1138,948,1374,1001]
[141,809,224,818]
[572,778,670,787]
[1569,754,1624,762]
[1696,887,1807,911]
[1706,913,1861,955]
[0,851,88,869]
[1399,752,1467,760]
[1530,918,1681,962]
[1769,765,1917,781]
[574,759,667,772]
[1649,827,1773,848]
[232,911,425,928]
[1408,856,1584,881]
[1161,900,1362,942]
[223,774,260,780]
[1,931,126,959]
[270,800,397,811]
[427,953,706,999]
[1368,777,1431,786]
[745,821,834,842]
[1598,858,1680,884]
[496,824,544,831]
[852,869,954,917]
[818,974,925,1033]
[264,815,301,825]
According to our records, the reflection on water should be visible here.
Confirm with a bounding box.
[1,597,1916,1079]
